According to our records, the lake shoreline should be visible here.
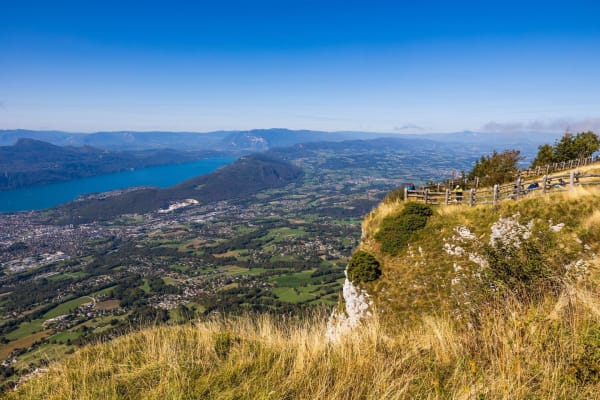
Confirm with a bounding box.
[0,158,235,213]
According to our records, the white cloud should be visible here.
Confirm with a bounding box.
[481,118,600,133]
[393,123,424,131]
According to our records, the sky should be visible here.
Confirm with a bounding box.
[1,0,600,133]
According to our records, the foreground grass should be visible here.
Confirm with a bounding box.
[7,293,600,399]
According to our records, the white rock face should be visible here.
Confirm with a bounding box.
[158,199,199,213]
[565,259,589,280]
[489,213,532,248]
[550,222,565,232]
[456,226,476,240]
[326,272,373,342]
[444,243,464,256]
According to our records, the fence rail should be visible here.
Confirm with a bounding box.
[406,167,600,207]
[441,155,598,190]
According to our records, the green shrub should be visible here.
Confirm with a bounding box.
[482,229,565,301]
[375,203,433,255]
[214,332,237,359]
[572,325,600,384]
[347,251,381,283]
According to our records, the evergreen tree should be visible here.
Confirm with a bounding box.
[531,131,599,167]
[467,149,523,186]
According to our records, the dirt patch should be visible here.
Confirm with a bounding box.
[181,239,206,250]
[0,330,50,360]
[94,300,121,311]
[213,250,238,259]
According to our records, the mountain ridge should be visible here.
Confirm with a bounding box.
[0,139,226,190]
[49,154,304,224]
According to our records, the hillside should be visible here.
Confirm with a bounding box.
[8,178,600,398]
[0,139,223,190]
[49,154,304,224]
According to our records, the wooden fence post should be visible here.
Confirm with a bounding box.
[514,177,520,200]
[444,189,450,205]
[570,170,575,190]
[542,175,547,194]
[493,184,499,204]
[469,189,475,206]
[403,187,408,201]
[424,189,429,204]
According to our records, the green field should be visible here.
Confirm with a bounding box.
[140,279,151,294]
[270,269,317,288]
[50,330,82,344]
[263,227,306,243]
[5,319,44,340]
[221,265,268,276]
[48,271,88,281]
[92,286,118,297]
[43,296,93,320]
[271,287,316,303]
[13,342,71,371]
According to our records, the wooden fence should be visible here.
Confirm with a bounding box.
[442,155,598,190]
[406,166,600,207]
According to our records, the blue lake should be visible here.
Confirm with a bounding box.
[0,158,235,213]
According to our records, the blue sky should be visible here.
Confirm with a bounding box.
[1,0,599,133]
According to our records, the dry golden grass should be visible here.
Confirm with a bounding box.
[583,209,600,231]
[7,294,600,399]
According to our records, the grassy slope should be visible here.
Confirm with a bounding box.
[360,184,600,326]
[8,304,600,399]
[9,179,600,399]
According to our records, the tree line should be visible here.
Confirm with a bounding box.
[466,131,599,188]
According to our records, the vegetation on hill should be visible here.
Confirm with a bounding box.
[0,139,223,190]
[466,149,523,187]
[374,202,433,255]
[461,131,598,187]
[8,164,600,399]
[50,154,304,224]
[347,251,381,283]
[360,177,600,323]
[532,131,600,167]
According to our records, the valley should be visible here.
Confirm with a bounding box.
[0,138,477,388]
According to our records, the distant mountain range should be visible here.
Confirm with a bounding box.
[0,129,380,152]
[0,127,564,191]
[0,128,560,154]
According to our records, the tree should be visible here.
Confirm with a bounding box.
[531,131,599,167]
[531,144,554,167]
[467,149,523,186]
[347,251,381,283]
[562,131,599,160]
